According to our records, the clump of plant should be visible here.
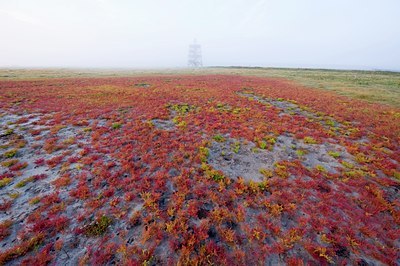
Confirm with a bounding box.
[268,203,284,216]
[325,119,335,127]
[210,171,224,182]
[52,175,71,188]
[232,107,243,114]
[259,168,273,178]
[201,163,225,182]
[15,140,27,148]
[216,103,232,112]
[15,176,35,188]
[341,161,354,169]
[3,128,14,136]
[296,149,307,157]
[0,233,44,264]
[1,159,19,168]
[84,215,113,237]
[343,169,364,179]
[176,120,187,129]
[43,138,60,154]
[169,103,195,115]
[8,192,20,199]
[111,123,122,130]
[248,180,268,193]
[355,153,372,164]
[0,219,13,241]
[199,146,210,162]
[257,181,268,191]
[3,149,18,158]
[213,134,226,142]
[274,162,289,178]
[0,178,13,188]
[328,151,341,158]
[129,211,142,226]
[303,136,317,144]
[394,171,400,180]
[231,141,240,153]
[46,155,63,168]
[50,124,66,134]
[0,144,9,149]
[29,196,41,205]
[315,165,327,173]
[258,140,267,149]
[264,136,276,145]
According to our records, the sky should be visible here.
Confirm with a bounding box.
[1,0,399,70]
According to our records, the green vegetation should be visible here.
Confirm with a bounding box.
[296,149,307,157]
[266,137,276,145]
[201,163,225,182]
[1,159,19,167]
[213,134,226,142]
[328,151,341,159]
[15,176,34,188]
[29,196,41,205]
[325,119,336,127]
[170,103,195,115]
[303,136,317,144]
[258,140,267,149]
[341,161,355,169]
[3,149,18,158]
[111,123,122,129]
[84,215,113,237]
[316,165,327,172]
[3,129,14,136]
[209,171,224,182]
[394,171,400,180]
[9,192,20,199]
[0,178,13,188]
[199,146,210,162]
[232,142,240,153]
[259,168,273,178]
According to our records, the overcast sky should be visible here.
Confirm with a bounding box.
[1,0,399,70]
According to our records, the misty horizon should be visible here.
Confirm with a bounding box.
[1,0,399,71]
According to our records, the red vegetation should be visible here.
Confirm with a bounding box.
[0,75,399,264]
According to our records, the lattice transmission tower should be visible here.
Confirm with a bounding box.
[188,39,202,67]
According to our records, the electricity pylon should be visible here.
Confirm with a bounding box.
[188,39,202,67]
